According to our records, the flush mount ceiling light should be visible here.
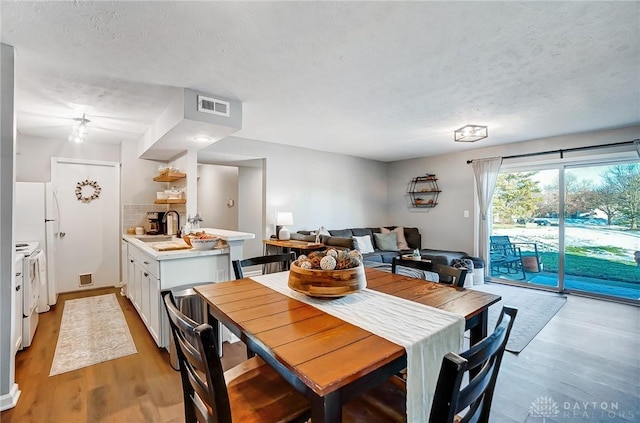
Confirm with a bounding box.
[69,113,91,144]
[454,125,488,143]
[193,136,212,142]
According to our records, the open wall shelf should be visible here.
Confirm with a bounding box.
[407,174,440,208]
[153,171,186,182]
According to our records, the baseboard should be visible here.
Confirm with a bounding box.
[0,383,21,411]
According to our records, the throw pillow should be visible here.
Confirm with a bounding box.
[373,232,399,251]
[452,258,474,270]
[321,236,354,249]
[352,235,375,254]
[381,226,410,250]
[318,226,331,236]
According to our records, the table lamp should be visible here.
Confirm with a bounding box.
[276,212,294,240]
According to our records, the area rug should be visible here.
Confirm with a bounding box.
[49,293,137,376]
[470,283,567,353]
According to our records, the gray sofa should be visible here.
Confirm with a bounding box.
[295,226,475,266]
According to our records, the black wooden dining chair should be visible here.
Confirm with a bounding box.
[163,292,311,423]
[232,252,297,279]
[432,263,467,288]
[341,306,518,423]
[391,257,467,287]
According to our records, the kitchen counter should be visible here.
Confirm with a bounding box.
[198,227,255,242]
[122,227,254,261]
[122,234,228,260]
[122,227,254,349]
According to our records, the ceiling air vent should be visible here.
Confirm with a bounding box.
[197,95,230,117]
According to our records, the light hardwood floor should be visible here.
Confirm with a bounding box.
[1,287,246,423]
[490,294,639,423]
[1,287,638,423]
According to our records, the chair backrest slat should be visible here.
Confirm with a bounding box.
[429,306,518,423]
[233,252,297,279]
[163,292,233,423]
[391,257,466,287]
[432,263,467,288]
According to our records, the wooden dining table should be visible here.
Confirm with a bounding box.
[194,267,500,422]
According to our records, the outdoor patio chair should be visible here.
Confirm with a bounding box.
[491,236,542,274]
[489,236,528,279]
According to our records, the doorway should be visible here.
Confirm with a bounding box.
[196,159,265,260]
[51,157,120,293]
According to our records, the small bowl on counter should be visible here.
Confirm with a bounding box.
[182,233,197,246]
[190,237,220,250]
[183,231,209,247]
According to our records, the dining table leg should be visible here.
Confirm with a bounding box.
[310,390,341,423]
[468,309,489,378]
[469,308,488,346]
[206,304,223,358]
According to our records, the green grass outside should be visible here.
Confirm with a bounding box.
[538,252,639,284]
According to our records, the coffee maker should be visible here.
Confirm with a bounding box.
[146,211,166,235]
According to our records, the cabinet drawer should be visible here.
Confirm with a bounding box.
[129,245,159,279]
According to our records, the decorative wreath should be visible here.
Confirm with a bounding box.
[76,179,102,202]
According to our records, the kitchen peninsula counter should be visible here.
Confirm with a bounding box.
[122,234,228,260]
[121,228,254,348]
[122,227,254,260]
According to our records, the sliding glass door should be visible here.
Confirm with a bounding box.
[490,160,640,303]
[563,164,640,300]
[490,168,560,289]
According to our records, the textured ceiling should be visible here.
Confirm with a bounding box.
[1,1,638,162]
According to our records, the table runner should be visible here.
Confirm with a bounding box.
[251,272,465,422]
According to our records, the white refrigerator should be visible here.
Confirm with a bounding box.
[14,182,58,311]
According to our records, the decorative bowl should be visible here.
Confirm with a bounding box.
[182,233,195,246]
[288,263,366,297]
[190,237,219,250]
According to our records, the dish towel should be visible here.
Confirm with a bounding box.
[251,272,465,422]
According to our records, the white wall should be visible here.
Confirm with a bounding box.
[197,164,238,230]
[387,125,640,255]
[238,164,264,259]
[120,138,161,205]
[16,133,120,182]
[205,136,389,239]
[0,42,18,409]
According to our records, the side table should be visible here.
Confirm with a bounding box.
[263,239,326,268]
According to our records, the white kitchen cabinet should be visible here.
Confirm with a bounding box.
[126,248,161,344]
[140,269,150,326]
[148,276,161,343]
[121,240,128,295]
[127,255,141,313]
[124,239,230,348]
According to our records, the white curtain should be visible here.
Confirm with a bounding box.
[471,157,503,277]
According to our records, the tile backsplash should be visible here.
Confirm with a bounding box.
[122,204,186,233]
